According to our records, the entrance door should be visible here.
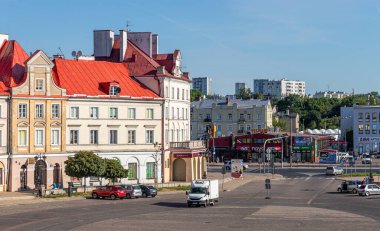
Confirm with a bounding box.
[0,161,4,192]
[34,160,47,188]
[53,164,60,188]
[173,158,186,181]
[20,165,27,191]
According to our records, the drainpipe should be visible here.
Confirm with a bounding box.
[157,77,165,183]
[6,96,11,191]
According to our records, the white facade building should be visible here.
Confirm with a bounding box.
[254,78,306,99]
[313,91,352,99]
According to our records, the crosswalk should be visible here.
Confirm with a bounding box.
[276,176,336,180]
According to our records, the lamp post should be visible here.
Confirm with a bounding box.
[153,142,162,185]
[287,107,293,168]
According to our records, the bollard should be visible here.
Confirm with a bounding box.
[68,182,72,197]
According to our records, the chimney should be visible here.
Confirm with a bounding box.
[0,33,9,47]
[93,30,114,57]
[152,34,158,55]
[226,96,230,104]
[119,30,127,62]
[182,72,189,79]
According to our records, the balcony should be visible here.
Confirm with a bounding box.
[170,140,205,149]
[204,118,212,122]
[238,129,245,134]
[238,118,246,122]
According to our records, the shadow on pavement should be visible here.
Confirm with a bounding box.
[153,202,186,208]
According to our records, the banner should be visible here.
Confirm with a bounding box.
[231,159,243,178]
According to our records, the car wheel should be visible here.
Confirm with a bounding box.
[365,191,370,197]
[152,195,156,198]
[337,188,342,193]
[352,189,357,194]
[142,193,147,198]
[187,203,191,208]
[110,194,116,200]
[126,194,131,199]
[92,193,98,199]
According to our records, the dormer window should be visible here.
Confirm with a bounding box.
[36,79,44,91]
[110,85,119,96]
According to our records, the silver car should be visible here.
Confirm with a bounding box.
[357,184,380,196]
[123,184,142,199]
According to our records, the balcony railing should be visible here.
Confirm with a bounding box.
[238,118,245,122]
[238,129,245,134]
[170,140,205,149]
[204,118,212,122]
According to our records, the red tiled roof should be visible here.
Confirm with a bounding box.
[52,58,160,99]
[0,40,29,89]
[154,53,174,73]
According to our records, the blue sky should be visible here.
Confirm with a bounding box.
[1,0,380,95]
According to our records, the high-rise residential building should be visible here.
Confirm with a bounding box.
[253,78,306,99]
[192,77,212,95]
[313,91,352,99]
[235,82,247,95]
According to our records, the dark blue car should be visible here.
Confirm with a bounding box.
[140,185,157,198]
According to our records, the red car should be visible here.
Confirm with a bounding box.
[92,186,126,200]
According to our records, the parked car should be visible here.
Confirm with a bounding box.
[224,161,231,170]
[357,184,380,196]
[122,184,142,199]
[326,166,343,175]
[362,154,372,164]
[337,180,362,193]
[140,185,158,198]
[91,185,126,200]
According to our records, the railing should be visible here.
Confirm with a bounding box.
[238,129,245,134]
[170,140,205,149]
[238,118,245,122]
[204,118,211,122]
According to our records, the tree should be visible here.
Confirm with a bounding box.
[272,117,287,131]
[102,159,128,184]
[236,88,253,99]
[190,89,202,101]
[65,151,105,183]
[252,92,264,99]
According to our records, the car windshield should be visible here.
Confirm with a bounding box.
[190,187,207,194]
[363,155,370,158]
[117,186,124,190]
[359,185,366,189]
[132,185,141,190]
[147,186,156,189]
[326,167,333,170]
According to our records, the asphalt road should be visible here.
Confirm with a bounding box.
[0,168,379,231]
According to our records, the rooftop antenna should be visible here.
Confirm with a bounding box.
[126,20,133,32]
[71,50,83,60]
[58,47,64,56]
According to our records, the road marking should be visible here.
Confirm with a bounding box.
[307,179,334,205]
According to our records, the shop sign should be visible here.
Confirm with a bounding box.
[292,146,311,151]
[237,146,282,152]
[359,137,380,142]
[251,129,268,133]
[173,153,193,158]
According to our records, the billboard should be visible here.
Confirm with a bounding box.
[231,159,243,178]
[319,150,337,164]
[294,136,311,146]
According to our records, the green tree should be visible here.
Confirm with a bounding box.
[190,89,202,101]
[236,88,253,99]
[102,159,128,184]
[65,151,105,181]
[252,92,264,99]
[272,117,287,131]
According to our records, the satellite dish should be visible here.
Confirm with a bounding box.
[71,51,77,57]
[116,87,121,94]
[77,50,83,57]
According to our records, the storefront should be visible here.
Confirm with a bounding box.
[292,136,313,162]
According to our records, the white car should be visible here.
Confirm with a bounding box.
[362,154,372,164]
[357,184,380,196]
[326,166,343,175]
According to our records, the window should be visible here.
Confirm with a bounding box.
[52,104,60,118]
[70,107,79,119]
[217,124,222,132]
[35,79,44,91]
[171,107,175,119]
[217,114,222,121]
[70,130,79,144]
[358,124,363,134]
[372,124,377,134]
[182,108,185,119]
[128,163,137,179]
[365,113,370,122]
[171,87,174,99]
[165,107,169,118]
[182,89,185,100]
[177,88,179,99]
[128,108,136,119]
[373,112,377,122]
[247,114,251,120]
[90,130,98,144]
[109,130,118,144]
[239,125,244,132]
[110,86,119,96]
[246,125,251,132]
[358,113,363,121]
[18,130,27,146]
[128,130,136,144]
[51,129,60,145]
[165,86,169,98]
[35,104,44,118]
[365,124,370,134]
[177,108,180,119]
[199,114,203,120]
[206,114,211,119]
[19,104,27,118]
[90,107,99,119]
[146,130,154,144]
[146,162,156,179]
[227,125,233,135]
[239,114,244,120]
[257,114,262,120]
[35,129,44,146]
[185,108,188,119]
[109,107,118,119]
[0,168,2,185]
[257,124,262,129]
[228,114,232,120]
[146,108,154,119]
[186,90,189,100]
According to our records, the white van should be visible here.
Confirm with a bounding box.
[186,180,219,207]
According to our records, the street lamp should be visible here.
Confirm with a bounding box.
[286,106,293,168]
[153,142,162,184]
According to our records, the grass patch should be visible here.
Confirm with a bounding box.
[157,185,191,192]
[44,191,91,198]
[341,172,380,177]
